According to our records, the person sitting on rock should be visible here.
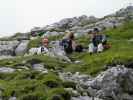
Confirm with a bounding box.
[60,31,77,54]
[88,28,107,54]
[41,36,49,53]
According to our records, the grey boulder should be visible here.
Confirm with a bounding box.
[0,67,15,73]
[15,40,29,56]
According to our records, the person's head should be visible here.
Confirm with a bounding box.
[42,37,49,47]
[88,30,93,35]
[93,28,99,34]
[66,32,74,40]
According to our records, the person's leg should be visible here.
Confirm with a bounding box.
[97,43,104,53]
[89,43,95,54]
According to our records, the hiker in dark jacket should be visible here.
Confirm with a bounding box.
[60,31,78,54]
[88,28,107,53]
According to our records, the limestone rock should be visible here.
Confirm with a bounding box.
[15,40,29,56]
[0,67,15,73]
[0,40,19,56]
[71,96,103,100]
[9,97,17,100]
[86,66,133,100]
[13,33,30,40]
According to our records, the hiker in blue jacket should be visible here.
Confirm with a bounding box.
[88,28,107,54]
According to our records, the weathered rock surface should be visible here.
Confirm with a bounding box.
[13,33,30,40]
[72,96,103,100]
[0,67,15,73]
[59,66,133,100]
[31,6,133,37]
[0,33,31,57]
[86,66,133,100]
[0,41,19,56]
[95,17,123,29]
[30,15,98,37]
[9,97,17,100]
[0,36,30,57]
[15,40,29,56]
[32,63,48,73]
[116,6,133,18]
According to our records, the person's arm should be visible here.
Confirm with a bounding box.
[102,34,107,43]
[72,40,77,50]
[89,34,94,42]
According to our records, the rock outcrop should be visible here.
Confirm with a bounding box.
[0,67,15,73]
[86,66,133,100]
[0,40,19,56]
[32,63,48,73]
[31,6,133,37]
[0,33,30,57]
[59,66,133,100]
[15,40,29,56]
[116,6,133,18]
[12,33,30,40]
[30,15,98,37]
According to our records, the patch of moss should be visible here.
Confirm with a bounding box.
[47,88,71,100]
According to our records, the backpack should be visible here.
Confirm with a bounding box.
[61,39,73,54]
[75,45,83,52]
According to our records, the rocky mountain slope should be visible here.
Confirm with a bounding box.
[0,6,133,100]
[0,6,132,58]
[30,6,133,37]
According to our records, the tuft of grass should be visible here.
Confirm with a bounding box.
[105,21,133,39]
[28,37,42,49]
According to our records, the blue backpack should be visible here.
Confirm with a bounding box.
[60,39,73,53]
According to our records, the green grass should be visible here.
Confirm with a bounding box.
[0,72,69,99]
[66,21,133,75]
[28,37,42,49]
[105,21,133,39]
